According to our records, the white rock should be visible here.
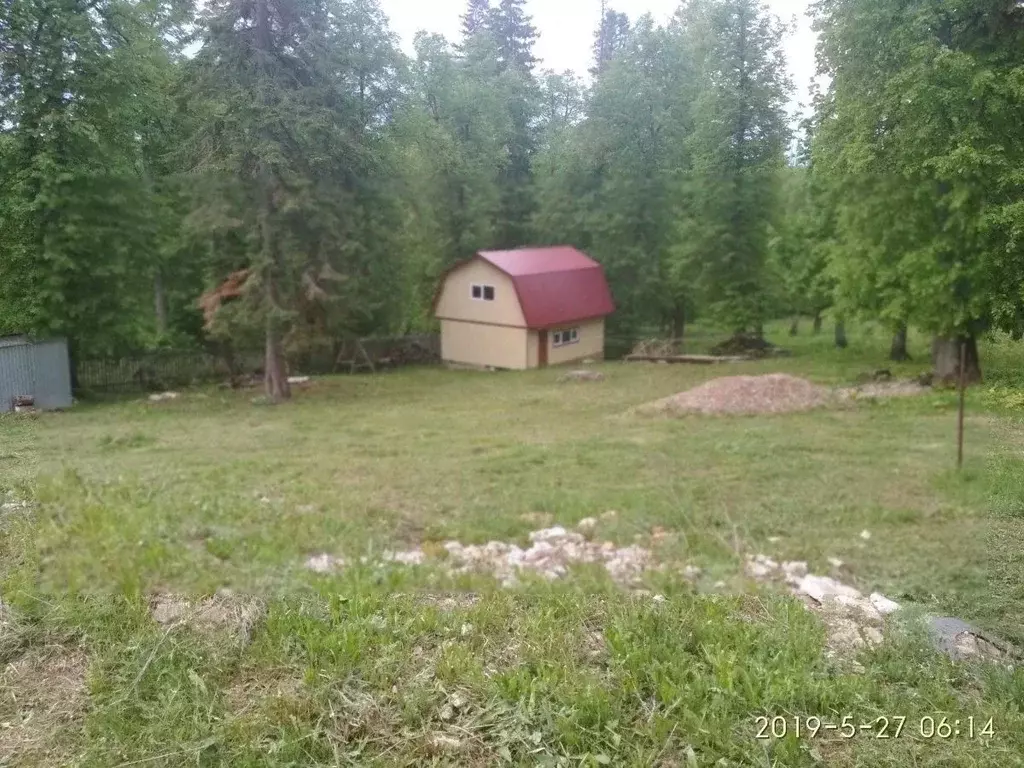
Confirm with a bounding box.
[860,530,872,540]
[745,554,778,578]
[305,553,344,573]
[682,565,703,580]
[781,561,809,582]
[869,593,901,616]
[385,550,426,566]
[576,517,598,535]
[287,376,310,385]
[827,557,844,569]
[652,594,667,603]
[767,536,782,543]
[796,574,862,603]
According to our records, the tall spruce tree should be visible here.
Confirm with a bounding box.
[592,2,631,76]
[673,0,791,336]
[461,0,491,38]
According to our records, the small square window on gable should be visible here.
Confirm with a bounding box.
[471,284,495,301]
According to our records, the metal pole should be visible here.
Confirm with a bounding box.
[957,340,966,470]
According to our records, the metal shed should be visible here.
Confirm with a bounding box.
[0,336,73,413]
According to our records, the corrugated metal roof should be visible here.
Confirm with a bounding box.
[435,246,615,329]
[0,335,29,349]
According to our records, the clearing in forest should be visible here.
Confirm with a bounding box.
[3,327,1024,766]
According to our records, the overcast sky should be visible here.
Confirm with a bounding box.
[377,0,819,120]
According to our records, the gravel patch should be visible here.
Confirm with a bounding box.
[637,373,932,417]
[640,374,831,416]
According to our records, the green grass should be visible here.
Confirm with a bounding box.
[3,321,1024,766]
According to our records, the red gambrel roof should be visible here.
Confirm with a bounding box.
[436,246,615,329]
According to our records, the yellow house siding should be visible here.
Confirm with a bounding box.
[440,319,529,370]
[546,318,605,366]
[435,259,525,327]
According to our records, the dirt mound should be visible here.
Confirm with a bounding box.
[641,374,830,416]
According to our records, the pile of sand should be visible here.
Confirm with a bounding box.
[641,373,831,416]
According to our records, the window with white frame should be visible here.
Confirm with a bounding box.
[552,327,580,347]
[471,284,495,301]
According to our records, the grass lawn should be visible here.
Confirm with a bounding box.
[2,322,1024,766]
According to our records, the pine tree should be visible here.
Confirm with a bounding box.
[591,3,631,76]
[461,0,491,38]
[488,0,538,73]
[674,0,791,335]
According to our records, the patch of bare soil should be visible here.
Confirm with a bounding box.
[0,647,88,765]
[640,374,831,416]
[224,671,306,719]
[149,589,265,643]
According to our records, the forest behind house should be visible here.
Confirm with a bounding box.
[2,0,1023,399]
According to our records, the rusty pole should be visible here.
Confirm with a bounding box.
[957,340,967,470]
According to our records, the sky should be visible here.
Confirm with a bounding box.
[377,0,820,120]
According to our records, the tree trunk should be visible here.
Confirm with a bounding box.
[754,322,764,340]
[889,322,910,362]
[154,270,168,336]
[670,301,685,341]
[932,335,981,386]
[812,313,822,334]
[788,317,799,336]
[255,0,290,403]
[264,316,290,402]
[834,321,848,349]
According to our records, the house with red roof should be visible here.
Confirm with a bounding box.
[432,246,615,369]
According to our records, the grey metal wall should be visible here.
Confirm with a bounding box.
[0,337,73,412]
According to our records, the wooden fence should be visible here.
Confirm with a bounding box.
[76,334,441,393]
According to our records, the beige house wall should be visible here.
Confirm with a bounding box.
[440,319,529,370]
[545,318,605,366]
[435,259,525,327]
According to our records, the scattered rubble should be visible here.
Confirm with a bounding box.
[442,527,653,587]
[745,554,1017,665]
[745,554,898,657]
[558,370,605,383]
[305,521,662,587]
